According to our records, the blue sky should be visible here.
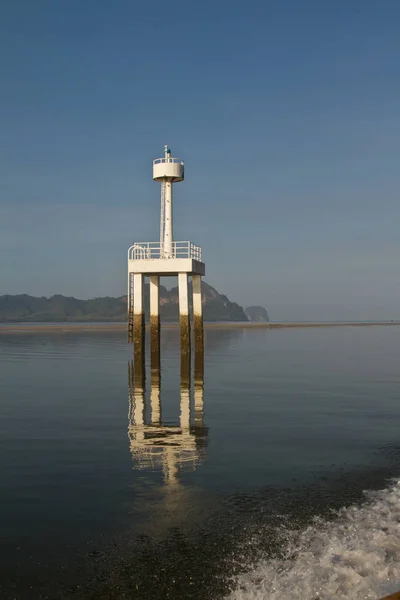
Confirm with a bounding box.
[1,0,400,319]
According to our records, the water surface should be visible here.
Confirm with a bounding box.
[1,326,400,599]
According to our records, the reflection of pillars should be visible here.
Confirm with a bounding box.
[180,343,191,398]
[133,383,145,426]
[133,273,145,380]
[150,354,161,422]
[128,360,145,427]
[192,274,204,353]
[194,345,204,427]
[163,448,179,486]
[194,383,204,427]
[128,360,134,423]
[194,356,204,427]
[178,273,190,357]
[149,275,160,373]
[180,367,191,430]
[150,372,161,425]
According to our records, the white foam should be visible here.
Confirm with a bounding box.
[227,479,400,600]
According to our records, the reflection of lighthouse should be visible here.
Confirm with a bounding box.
[127,361,207,487]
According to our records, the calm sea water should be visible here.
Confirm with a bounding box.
[1,326,400,599]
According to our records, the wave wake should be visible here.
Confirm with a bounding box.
[227,479,400,600]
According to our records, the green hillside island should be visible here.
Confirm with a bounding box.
[0,282,249,323]
[244,306,270,322]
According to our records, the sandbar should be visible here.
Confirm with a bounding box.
[0,321,400,333]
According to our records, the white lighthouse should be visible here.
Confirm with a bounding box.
[127,146,205,359]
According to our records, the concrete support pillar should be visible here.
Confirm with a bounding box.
[133,273,145,380]
[149,275,160,372]
[127,272,134,343]
[178,272,190,356]
[149,275,161,425]
[192,274,204,354]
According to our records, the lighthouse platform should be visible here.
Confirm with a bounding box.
[128,240,205,276]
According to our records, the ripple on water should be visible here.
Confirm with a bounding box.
[224,494,262,514]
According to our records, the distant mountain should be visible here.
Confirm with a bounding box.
[245,306,270,322]
[0,282,248,323]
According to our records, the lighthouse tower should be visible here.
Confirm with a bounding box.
[155,145,184,258]
[127,146,205,362]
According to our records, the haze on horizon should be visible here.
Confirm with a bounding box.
[1,1,399,322]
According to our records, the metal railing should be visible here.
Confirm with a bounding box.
[153,158,184,165]
[128,241,202,261]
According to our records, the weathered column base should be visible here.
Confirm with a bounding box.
[180,349,191,390]
[193,315,204,353]
[127,272,134,343]
[132,273,145,380]
[150,315,160,372]
[194,347,204,384]
[178,273,191,358]
[128,310,134,344]
[180,314,191,356]
[133,313,145,384]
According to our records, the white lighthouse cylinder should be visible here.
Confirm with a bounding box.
[153,146,184,259]
[164,180,173,257]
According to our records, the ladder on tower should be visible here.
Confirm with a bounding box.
[127,273,134,343]
[160,181,166,258]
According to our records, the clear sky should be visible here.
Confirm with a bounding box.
[1,0,400,320]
